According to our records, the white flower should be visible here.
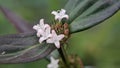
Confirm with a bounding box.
[33,18,65,46]
[51,9,69,22]
[39,26,51,43]
[33,19,49,37]
[47,30,65,48]
[47,57,59,68]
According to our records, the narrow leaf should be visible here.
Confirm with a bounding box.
[69,0,120,33]
[78,0,113,18]
[0,32,37,52]
[64,0,82,14]
[0,6,33,32]
[0,45,30,53]
[0,32,56,63]
[0,42,56,63]
[69,0,97,23]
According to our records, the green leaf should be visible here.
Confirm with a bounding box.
[0,32,37,52]
[69,0,120,33]
[64,0,82,14]
[0,42,55,63]
[0,32,56,63]
[68,0,97,22]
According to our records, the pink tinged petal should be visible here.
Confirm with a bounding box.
[51,11,58,16]
[62,15,69,19]
[39,19,44,27]
[47,64,52,68]
[38,29,43,33]
[51,57,59,65]
[44,27,51,38]
[44,24,50,28]
[57,34,65,40]
[39,37,45,43]
[47,57,59,68]
[55,16,59,20]
[61,9,66,14]
[39,19,50,30]
[48,34,52,38]
[45,27,51,36]
[47,39,54,43]
[33,25,36,29]
[46,26,51,34]
[52,30,57,37]
[33,25,39,30]
[47,64,50,68]
[54,41,60,48]
[36,32,40,37]
[36,29,43,37]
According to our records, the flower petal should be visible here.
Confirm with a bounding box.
[47,64,52,68]
[61,9,66,14]
[51,11,58,16]
[57,34,65,40]
[47,38,53,43]
[47,57,59,68]
[44,24,50,28]
[36,32,40,37]
[52,30,57,37]
[46,26,51,34]
[33,24,39,30]
[55,16,60,20]
[36,29,43,37]
[62,15,69,19]
[54,41,60,48]
[39,19,44,27]
[39,37,45,43]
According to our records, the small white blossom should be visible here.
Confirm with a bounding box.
[39,26,51,43]
[47,57,59,68]
[47,30,65,48]
[51,9,69,22]
[33,19,49,37]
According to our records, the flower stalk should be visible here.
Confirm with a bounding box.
[58,45,69,67]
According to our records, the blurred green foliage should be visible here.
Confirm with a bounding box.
[0,0,120,68]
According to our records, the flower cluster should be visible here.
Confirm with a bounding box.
[51,9,69,22]
[33,9,69,48]
[33,19,64,48]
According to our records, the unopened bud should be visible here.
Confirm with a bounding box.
[63,23,69,29]
[64,29,69,35]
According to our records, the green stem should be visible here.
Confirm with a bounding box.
[58,45,69,67]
